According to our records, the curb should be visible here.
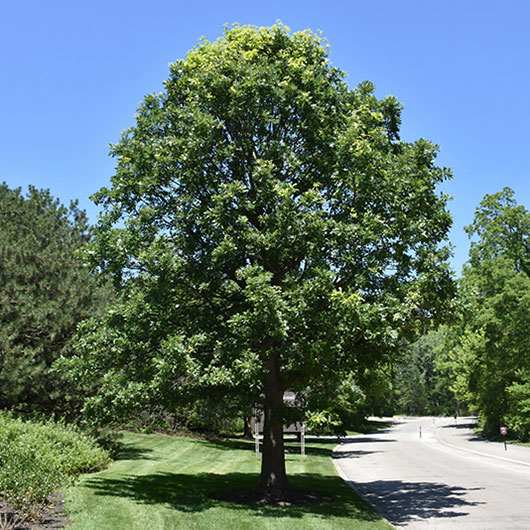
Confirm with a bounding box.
[431,424,530,469]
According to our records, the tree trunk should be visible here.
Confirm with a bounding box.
[243,416,253,439]
[258,358,289,498]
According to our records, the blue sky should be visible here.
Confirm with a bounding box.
[1,1,529,274]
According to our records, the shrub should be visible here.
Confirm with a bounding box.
[305,409,342,436]
[0,412,110,526]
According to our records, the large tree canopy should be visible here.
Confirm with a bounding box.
[0,184,110,413]
[70,24,453,498]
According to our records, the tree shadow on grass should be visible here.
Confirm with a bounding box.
[198,434,395,455]
[290,436,397,445]
[351,480,485,525]
[82,471,381,521]
[198,438,336,458]
[197,438,254,452]
[198,435,394,459]
[285,444,337,457]
[115,445,159,461]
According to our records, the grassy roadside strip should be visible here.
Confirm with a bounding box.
[64,433,394,530]
[472,423,530,447]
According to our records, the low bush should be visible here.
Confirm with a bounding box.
[0,412,110,527]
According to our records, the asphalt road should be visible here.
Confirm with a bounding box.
[333,417,530,529]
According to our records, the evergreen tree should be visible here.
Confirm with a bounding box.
[0,184,111,413]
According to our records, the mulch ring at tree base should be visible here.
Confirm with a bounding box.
[213,487,332,506]
[0,493,71,530]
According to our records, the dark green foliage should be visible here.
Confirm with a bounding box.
[447,188,530,437]
[357,366,396,418]
[457,259,530,434]
[303,373,366,435]
[69,24,453,494]
[394,330,456,416]
[506,373,530,440]
[0,412,109,522]
[0,183,111,413]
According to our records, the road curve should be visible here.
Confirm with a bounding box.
[333,417,530,529]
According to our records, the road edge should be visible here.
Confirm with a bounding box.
[433,424,530,468]
[332,442,396,528]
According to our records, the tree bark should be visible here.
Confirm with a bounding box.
[258,358,289,498]
[243,416,253,439]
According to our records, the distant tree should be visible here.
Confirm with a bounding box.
[68,24,453,500]
[452,259,530,434]
[0,184,111,414]
[356,364,396,418]
[394,329,456,416]
[448,188,530,436]
[465,187,530,274]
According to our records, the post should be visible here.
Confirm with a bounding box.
[500,425,508,451]
[301,424,306,458]
[419,425,422,439]
[254,419,260,460]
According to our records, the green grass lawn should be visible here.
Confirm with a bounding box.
[64,432,392,530]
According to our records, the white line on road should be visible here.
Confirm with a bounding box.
[414,419,530,478]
